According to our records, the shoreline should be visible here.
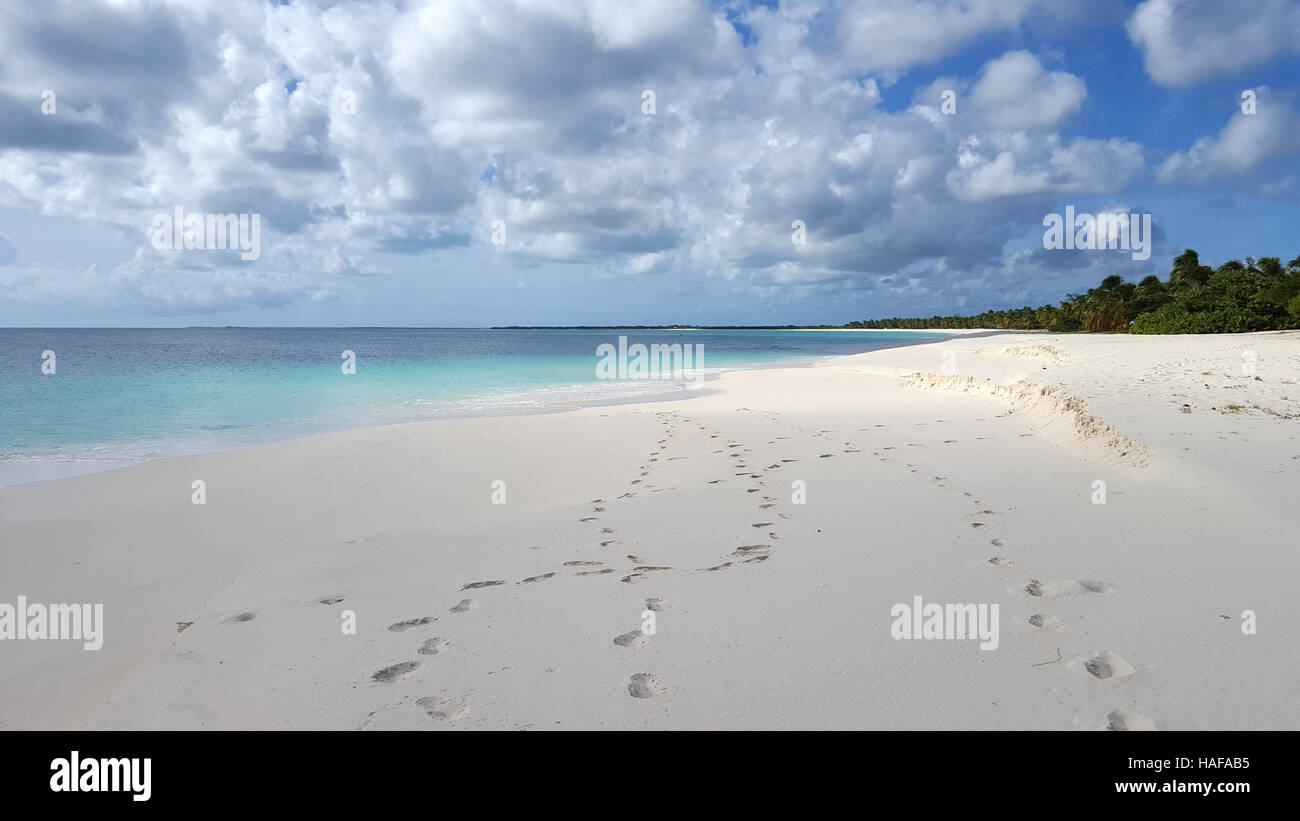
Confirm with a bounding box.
[0,331,965,488]
[2,330,1296,730]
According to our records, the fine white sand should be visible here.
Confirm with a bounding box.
[1,331,1297,730]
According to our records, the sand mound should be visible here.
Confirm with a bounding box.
[902,373,1149,469]
[1001,344,1068,361]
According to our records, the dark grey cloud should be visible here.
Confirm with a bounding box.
[0,94,135,154]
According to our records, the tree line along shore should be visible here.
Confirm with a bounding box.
[850,251,1300,333]
[496,251,1300,335]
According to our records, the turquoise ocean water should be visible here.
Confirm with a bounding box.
[0,328,950,485]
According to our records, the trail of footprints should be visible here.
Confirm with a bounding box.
[364,407,1151,725]
[364,409,792,714]
[915,450,1153,729]
[593,410,805,699]
[775,407,1155,729]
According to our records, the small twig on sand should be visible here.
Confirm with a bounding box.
[1031,647,1063,667]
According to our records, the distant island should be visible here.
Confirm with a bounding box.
[493,325,848,330]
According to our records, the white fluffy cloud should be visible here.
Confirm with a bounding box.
[969,51,1086,131]
[1127,0,1300,87]
[838,0,1038,75]
[0,0,1250,320]
[1157,90,1300,191]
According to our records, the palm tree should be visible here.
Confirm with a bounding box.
[1170,249,1211,290]
[1253,257,1285,279]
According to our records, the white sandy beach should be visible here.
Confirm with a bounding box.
[1,331,1297,730]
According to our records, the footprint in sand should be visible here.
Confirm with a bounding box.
[520,572,556,584]
[372,661,420,683]
[418,637,451,655]
[988,557,1015,567]
[1024,579,1114,598]
[752,522,774,528]
[644,598,666,612]
[228,611,257,623]
[759,503,776,509]
[1106,710,1158,731]
[319,596,345,605]
[628,673,667,698]
[388,616,437,632]
[564,560,603,566]
[990,538,1006,547]
[578,568,616,576]
[600,540,618,547]
[579,517,598,522]
[450,599,478,613]
[1082,650,1137,680]
[176,621,194,634]
[703,561,734,571]
[614,630,647,648]
[1028,614,1066,632]
[416,696,470,721]
[461,580,505,590]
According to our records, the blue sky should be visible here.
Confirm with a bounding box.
[1,0,1298,327]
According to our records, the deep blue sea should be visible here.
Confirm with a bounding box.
[0,328,949,484]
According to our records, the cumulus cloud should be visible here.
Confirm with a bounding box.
[1157,90,1300,192]
[0,0,1259,320]
[946,133,1145,201]
[1127,0,1300,87]
[969,51,1086,131]
[837,0,1038,75]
